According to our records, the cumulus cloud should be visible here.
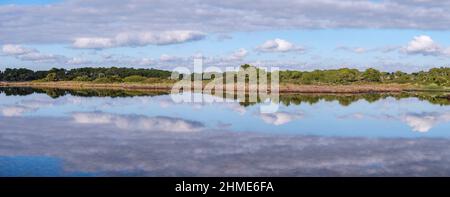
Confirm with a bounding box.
[332,35,450,58]
[72,112,204,132]
[2,44,36,55]
[72,37,114,49]
[159,54,181,62]
[0,106,30,117]
[2,0,450,45]
[260,111,304,125]
[404,35,450,56]
[338,111,450,133]
[256,38,304,53]
[4,1,450,69]
[1,44,67,63]
[228,48,248,60]
[403,112,450,133]
[0,98,57,117]
[72,31,206,49]
[224,103,247,115]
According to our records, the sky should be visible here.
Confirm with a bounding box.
[1,0,450,72]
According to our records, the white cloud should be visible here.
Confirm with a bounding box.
[73,113,114,124]
[256,38,304,53]
[3,0,450,45]
[225,103,247,115]
[1,44,66,63]
[353,47,367,53]
[159,54,180,62]
[228,48,248,60]
[117,31,205,46]
[19,52,61,62]
[2,44,35,55]
[260,111,304,125]
[0,98,57,117]
[336,111,450,133]
[0,106,29,117]
[445,48,450,56]
[72,37,114,49]
[67,57,92,65]
[403,112,450,133]
[72,31,206,49]
[72,112,204,132]
[137,58,153,66]
[404,35,450,56]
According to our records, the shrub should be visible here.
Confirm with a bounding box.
[73,76,91,82]
[93,75,123,83]
[123,75,147,83]
[362,68,381,82]
[41,73,58,82]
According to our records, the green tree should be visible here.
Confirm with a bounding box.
[44,73,58,81]
[362,68,381,82]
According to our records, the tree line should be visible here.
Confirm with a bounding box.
[2,86,450,106]
[279,67,450,86]
[0,67,172,83]
[1,66,450,86]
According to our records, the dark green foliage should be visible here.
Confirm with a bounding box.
[362,68,381,82]
[0,67,172,82]
[93,75,123,83]
[72,76,92,82]
[1,66,450,87]
[41,73,58,82]
[64,67,171,80]
[279,67,450,86]
[0,68,41,81]
[240,64,251,69]
[281,68,364,85]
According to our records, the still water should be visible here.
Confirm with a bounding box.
[1,87,450,176]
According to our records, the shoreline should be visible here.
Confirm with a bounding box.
[0,81,448,93]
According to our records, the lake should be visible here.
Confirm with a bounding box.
[1,87,450,176]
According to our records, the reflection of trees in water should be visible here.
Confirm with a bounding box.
[216,91,450,106]
[278,93,450,106]
[1,87,450,106]
[0,87,37,96]
[0,87,169,98]
[280,94,387,106]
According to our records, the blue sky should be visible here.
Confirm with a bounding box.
[1,0,450,72]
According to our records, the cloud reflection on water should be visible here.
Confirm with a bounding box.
[2,116,450,176]
[1,105,31,117]
[72,112,204,132]
[2,91,450,135]
[403,112,450,133]
[259,111,304,125]
[337,112,450,133]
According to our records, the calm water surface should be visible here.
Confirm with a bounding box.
[1,87,450,176]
